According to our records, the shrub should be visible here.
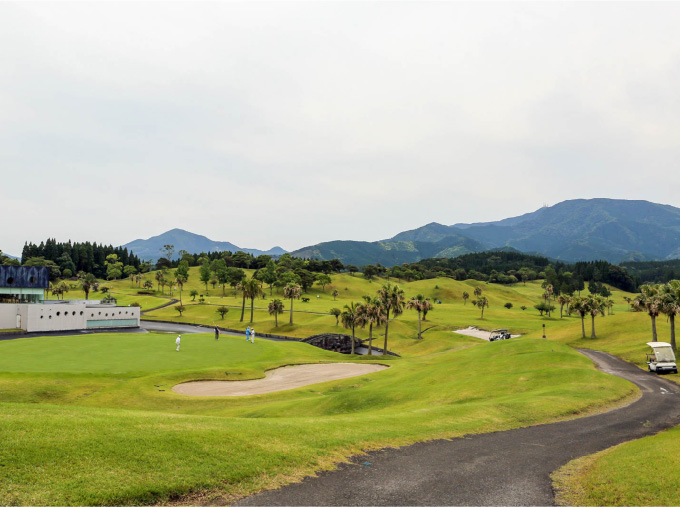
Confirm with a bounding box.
[504,302,513,309]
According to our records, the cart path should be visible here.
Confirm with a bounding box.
[236,349,680,506]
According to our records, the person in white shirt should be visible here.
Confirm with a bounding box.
[176,335,181,351]
[250,328,255,343]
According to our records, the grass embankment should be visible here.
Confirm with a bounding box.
[546,308,680,506]
[553,425,680,506]
[0,329,635,505]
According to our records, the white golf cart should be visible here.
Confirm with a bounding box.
[646,342,678,374]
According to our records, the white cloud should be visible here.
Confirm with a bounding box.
[2,1,680,255]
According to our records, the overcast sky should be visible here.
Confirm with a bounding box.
[2,1,680,256]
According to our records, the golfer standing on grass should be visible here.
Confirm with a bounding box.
[214,326,219,340]
[176,334,181,352]
[251,328,255,343]
[246,326,251,342]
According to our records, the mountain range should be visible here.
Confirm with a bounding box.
[120,199,680,267]
[123,229,287,261]
[291,199,680,266]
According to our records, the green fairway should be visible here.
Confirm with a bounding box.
[0,327,636,505]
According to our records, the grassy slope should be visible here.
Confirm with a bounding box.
[548,301,680,506]
[552,425,680,506]
[7,270,675,505]
[0,332,634,505]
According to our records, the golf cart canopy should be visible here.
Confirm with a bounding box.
[647,342,676,363]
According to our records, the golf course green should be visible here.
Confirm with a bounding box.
[1,269,678,505]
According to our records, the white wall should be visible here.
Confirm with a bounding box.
[26,303,87,332]
[0,304,23,329]
[0,303,140,332]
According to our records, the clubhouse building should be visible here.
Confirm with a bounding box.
[0,266,140,333]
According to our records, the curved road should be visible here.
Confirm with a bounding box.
[237,349,680,506]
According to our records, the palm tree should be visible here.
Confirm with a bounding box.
[421,298,434,321]
[240,278,262,323]
[474,287,482,300]
[175,274,188,304]
[406,294,428,339]
[332,289,339,301]
[268,299,285,327]
[357,296,386,354]
[634,284,662,342]
[543,284,554,317]
[585,294,606,339]
[659,281,680,350]
[462,291,470,305]
[329,308,341,326]
[557,295,570,319]
[155,271,164,292]
[570,296,588,338]
[476,295,489,318]
[376,283,405,356]
[283,283,302,325]
[341,302,360,355]
[78,272,97,300]
[238,281,247,322]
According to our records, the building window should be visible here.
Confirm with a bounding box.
[56,312,60,316]
[29,276,36,284]
[6,277,14,285]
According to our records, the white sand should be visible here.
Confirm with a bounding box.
[172,363,389,397]
[453,326,521,341]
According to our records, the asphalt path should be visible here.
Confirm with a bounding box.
[237,349,680,506]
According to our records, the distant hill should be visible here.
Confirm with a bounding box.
[123,229,287,261]
[291,234,486,267]
[292,199,680,266]
[450,199,680,263]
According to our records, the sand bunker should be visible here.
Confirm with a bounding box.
[173,363,389,397]
[454,326,521,341]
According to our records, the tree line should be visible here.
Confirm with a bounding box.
[19,239,143,281]
[355,252,638,294]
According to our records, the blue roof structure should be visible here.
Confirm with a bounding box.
[0,265,49,289]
